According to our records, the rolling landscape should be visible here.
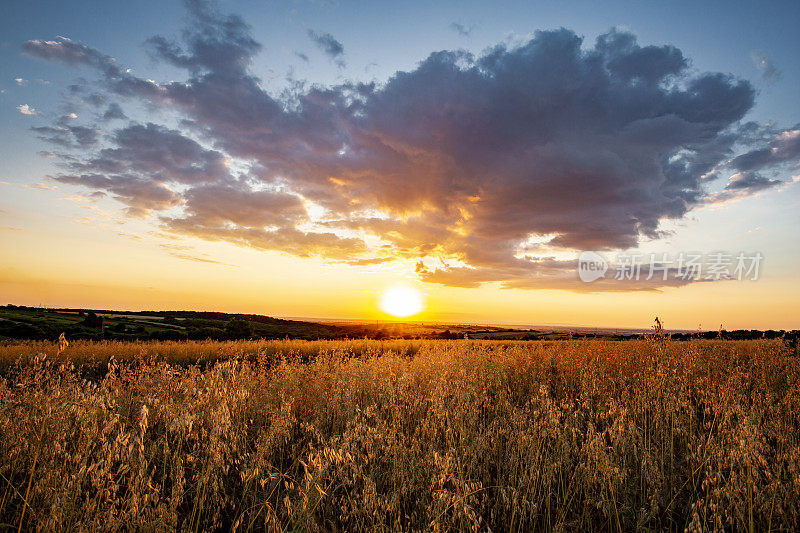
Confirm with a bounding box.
[2,305,797,343]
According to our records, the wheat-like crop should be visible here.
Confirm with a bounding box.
[0,338,797,531]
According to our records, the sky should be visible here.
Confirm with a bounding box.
[0,0,798,330]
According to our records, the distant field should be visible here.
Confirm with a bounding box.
[1,338,798,531]
[0,337,426,369]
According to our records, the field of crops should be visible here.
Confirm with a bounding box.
[1,338,798,531]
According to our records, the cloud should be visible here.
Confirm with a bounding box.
[750,50,781,82]
[22,36,121,73]
[55,173,183,217]
[306,29,345,66]
[415,257,696,292]
[68,82,108,107]
[347,256,395,266]
[79,123,232,183]
[144,0,260,75]
[159,243,237,266]
[163,210,368,259]
[724,172,781,192]
[728,127,800,172]
[449,23,474,37]
[23,35,161,98]
[706,171,785,205]
[84,93,106,106]
[172,183,308,228]
[17,104,36,115]
[31,182,58,190]
[22,2,799,291]
[31,124,99,147]
[102,103,127,120]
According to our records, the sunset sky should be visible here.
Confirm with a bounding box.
[1,0,798,330]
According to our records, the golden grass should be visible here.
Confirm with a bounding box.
[0,338,425,369]
[0,338,798,531]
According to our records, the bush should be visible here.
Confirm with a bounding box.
[224,318,253,339]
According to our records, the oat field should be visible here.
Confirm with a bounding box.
[1,338,798,531]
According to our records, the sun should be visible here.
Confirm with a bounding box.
[379,286,425,318]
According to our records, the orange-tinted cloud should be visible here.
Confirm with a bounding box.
[21,0,799,290]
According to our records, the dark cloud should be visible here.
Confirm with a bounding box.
[725,172,780,191]
[728,126,800,172]
[706,171,784,204]
[306,29,345,66]
[67,80,107,106]
[22,2,799,290]
[145,0,260,75]
[23,35,162,99]
[31,125,99,148]
[67,126,100,147]
[596,29,687,86]
[102,103,127,120]
[68,122,232,185]
[85,93,106,107]
[22,36,123,77]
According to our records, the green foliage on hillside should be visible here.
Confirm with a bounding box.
[0,305,347,342]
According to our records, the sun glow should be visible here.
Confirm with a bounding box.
[379,286,425,317]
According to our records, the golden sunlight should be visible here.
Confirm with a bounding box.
[379,286,425,317]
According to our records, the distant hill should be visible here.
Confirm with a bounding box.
[0,305,353,341]
[1,305,796,343]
